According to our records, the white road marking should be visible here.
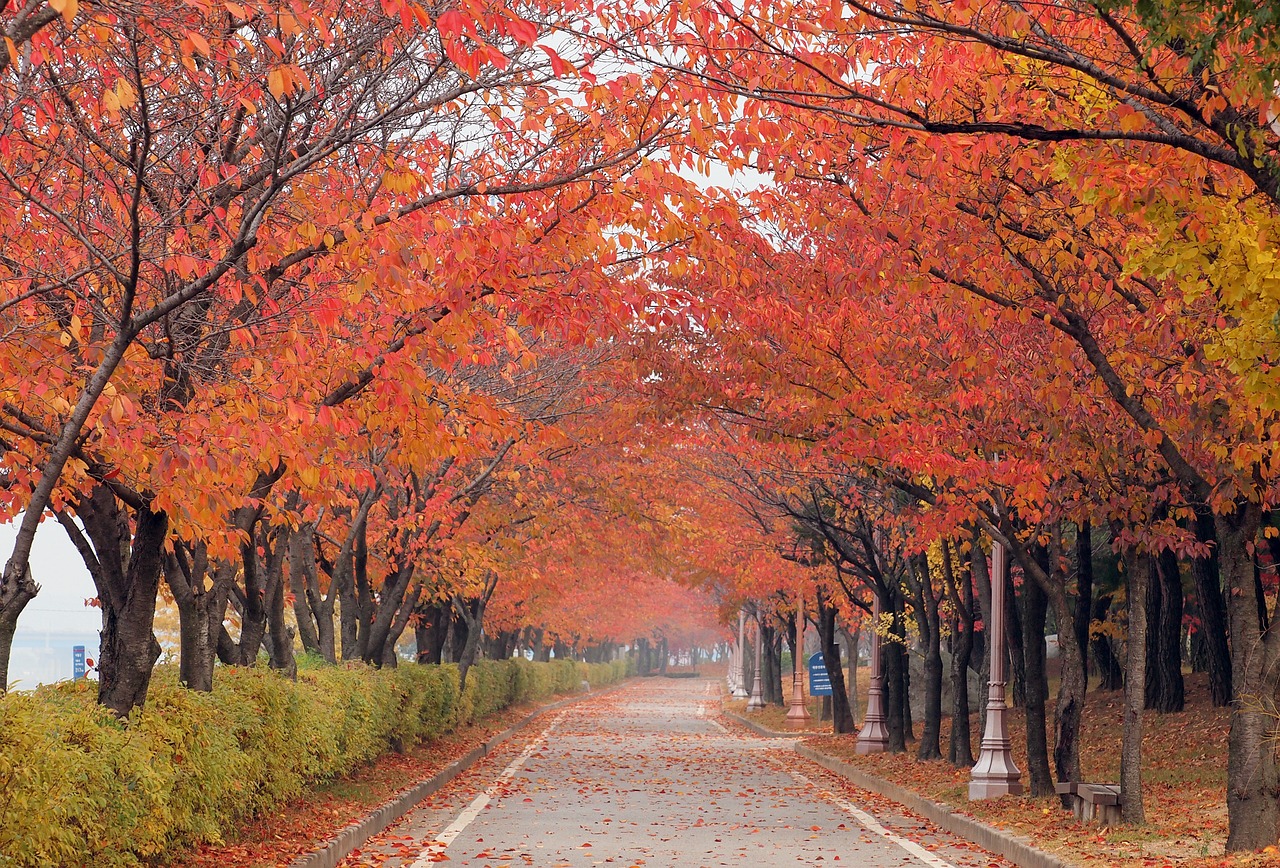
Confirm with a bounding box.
[788,768,960,868]
[410,714,563,866]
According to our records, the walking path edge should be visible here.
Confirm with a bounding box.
[720,709,801,738]
[722,708,1073,868]
[792,743,1076,868]
[287,682,627,868]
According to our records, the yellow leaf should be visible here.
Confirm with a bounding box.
[267,68,285,99]
[115,78,137,110]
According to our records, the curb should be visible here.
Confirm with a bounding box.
[288,682,629,868]
[793,744,1075,868]
[721,709,820,739]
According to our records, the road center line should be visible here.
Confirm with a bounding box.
[410,713,564,867]
[787,768,960,868]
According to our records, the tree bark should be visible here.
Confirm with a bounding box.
[1191,508,1232,706]
[0,559,36,693]
[163,545,232,691]
[1005,565,1027,709]
[1073,522,1093,691]
[816,591,854,734]
[414,600,450,664]
[1020,569,1054,796]
[1120,549,1150,824]
[1144,545,1185,713]
[265,545,296,679]
[942,541,975,768]
[971,534,993,736]
[454,595,485,690]
[910,554,943,761]
[883,617,907,753]
[1091,593,1124,691]
[362,560,415,666]
[288,524,323,657]
[97,507,169,718]
[1218,504,1280,850]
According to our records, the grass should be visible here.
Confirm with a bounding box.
[179,703,544,868]
[803,671,1268,867]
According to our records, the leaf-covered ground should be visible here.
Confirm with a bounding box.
[180,703,545,868]
[722,695,833,732]
[805,672,1280,867]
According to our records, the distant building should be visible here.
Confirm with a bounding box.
[8,629,99,689]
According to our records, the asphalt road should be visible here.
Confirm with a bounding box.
[342,678,1012,867]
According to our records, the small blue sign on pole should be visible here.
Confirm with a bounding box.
[73,645,86,680]
[808,652,833,696]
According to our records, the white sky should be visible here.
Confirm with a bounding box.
[1,519,99,632]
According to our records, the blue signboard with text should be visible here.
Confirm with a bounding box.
[73,645,86,680]
[808,652,832,696]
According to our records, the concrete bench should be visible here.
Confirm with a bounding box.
[1055,782,1120,824]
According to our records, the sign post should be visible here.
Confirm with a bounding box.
[808,652,833,696]
[73,645,86,680]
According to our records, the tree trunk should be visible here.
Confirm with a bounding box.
[164,546,232,692]
[265,547,296,679]
[1192,508,1232,706]
[1091,593,1123,691]
[1020,570,1054,797]
[816,592,854,734]
[288,524,322,657]
[0,561,37,693]
[414,600,449,664]
[971,534,993,736]
[450,606,471,664]
[1005,566,1027,709]
[1218,504,1280,850]
[943,542,975,768]
[352,526,373,661]
[910,554,943,761]
[98,508,168,718]
[1144,546,1185,713]
[842,625,860,724]
[363,561,415,666]
[1074,522,1093,691]
[454,596,485,690]
[1120,548,1150,824]
[231,527,272,666]
[884,617,907,753]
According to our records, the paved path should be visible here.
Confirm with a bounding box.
[342,679,1012,867]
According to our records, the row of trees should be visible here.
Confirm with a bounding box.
[9,0,1280,855]
[0,0,728,720]
[592,0,1280,853]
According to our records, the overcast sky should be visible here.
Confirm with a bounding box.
[1,519,100,636]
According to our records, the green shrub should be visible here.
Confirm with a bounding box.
[0,657,626,867]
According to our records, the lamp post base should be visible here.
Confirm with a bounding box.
[854,719,889,754]
[969,777,1024,799]
[786,678,811,728]
[969,682,1022,800]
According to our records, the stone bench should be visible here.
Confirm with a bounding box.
[1055,782,1121,824]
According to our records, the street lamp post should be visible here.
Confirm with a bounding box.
[786,597,812,728]
[732,610,749,698]
[855,592,889,753]
[969,538,1023,799]
[747,613,765,711]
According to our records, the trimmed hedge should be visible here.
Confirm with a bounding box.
[0,657,630,867]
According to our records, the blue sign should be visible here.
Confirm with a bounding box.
[809,652,833,696]
[73,645,86,680]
